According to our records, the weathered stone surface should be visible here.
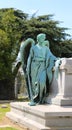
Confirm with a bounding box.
[6,102,72,130]
[46,58,72,106]
[60,58,72,73]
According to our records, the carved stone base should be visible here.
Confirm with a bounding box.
[6,102,72,130]
[46,94,72,106]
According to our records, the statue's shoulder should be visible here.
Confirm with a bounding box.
[31,44,37,50]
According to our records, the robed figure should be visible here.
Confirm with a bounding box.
[18,33,59,106]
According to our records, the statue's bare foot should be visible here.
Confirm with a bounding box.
[28,101,36,106]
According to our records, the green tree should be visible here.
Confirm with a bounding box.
[61,39,72,57]
[0,29,14,99]
[0,8,28,99]
[22,15,71,56]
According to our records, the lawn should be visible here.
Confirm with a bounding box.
[0,127,18,130]
[0,103,10,121]
[0,103,27,130]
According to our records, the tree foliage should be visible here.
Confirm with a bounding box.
[21,15,71,56]
[0,8,28,99]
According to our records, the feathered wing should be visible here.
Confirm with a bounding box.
[20,38,35,98]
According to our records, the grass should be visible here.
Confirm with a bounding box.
[0,103,10,121]
[0,100,28,130]
[0,103,18,130]
[0,127,18,130]
[0,97,29,120]
[17,96,29,102]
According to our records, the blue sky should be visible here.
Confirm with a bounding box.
[0,0,72,37]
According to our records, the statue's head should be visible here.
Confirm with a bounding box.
[37,33,46,44]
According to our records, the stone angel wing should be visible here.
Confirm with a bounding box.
[20,38,35,98]
[20,38,35,72]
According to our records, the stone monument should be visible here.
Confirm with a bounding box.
[46,58,72,106]
[6,34,72,130]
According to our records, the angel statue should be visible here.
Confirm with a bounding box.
[16,33,61,106]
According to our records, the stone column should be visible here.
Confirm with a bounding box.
[46,58,72,106]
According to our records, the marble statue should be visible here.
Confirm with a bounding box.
[17,33,61,106]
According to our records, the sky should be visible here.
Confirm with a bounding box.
[0,0,72,37]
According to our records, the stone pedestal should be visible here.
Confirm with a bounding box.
[46,58,72,106]
[6,102,72,130]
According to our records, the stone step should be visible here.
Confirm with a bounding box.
[6,112,72,130]
[6,102,72,130]
[6,112,50,130]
